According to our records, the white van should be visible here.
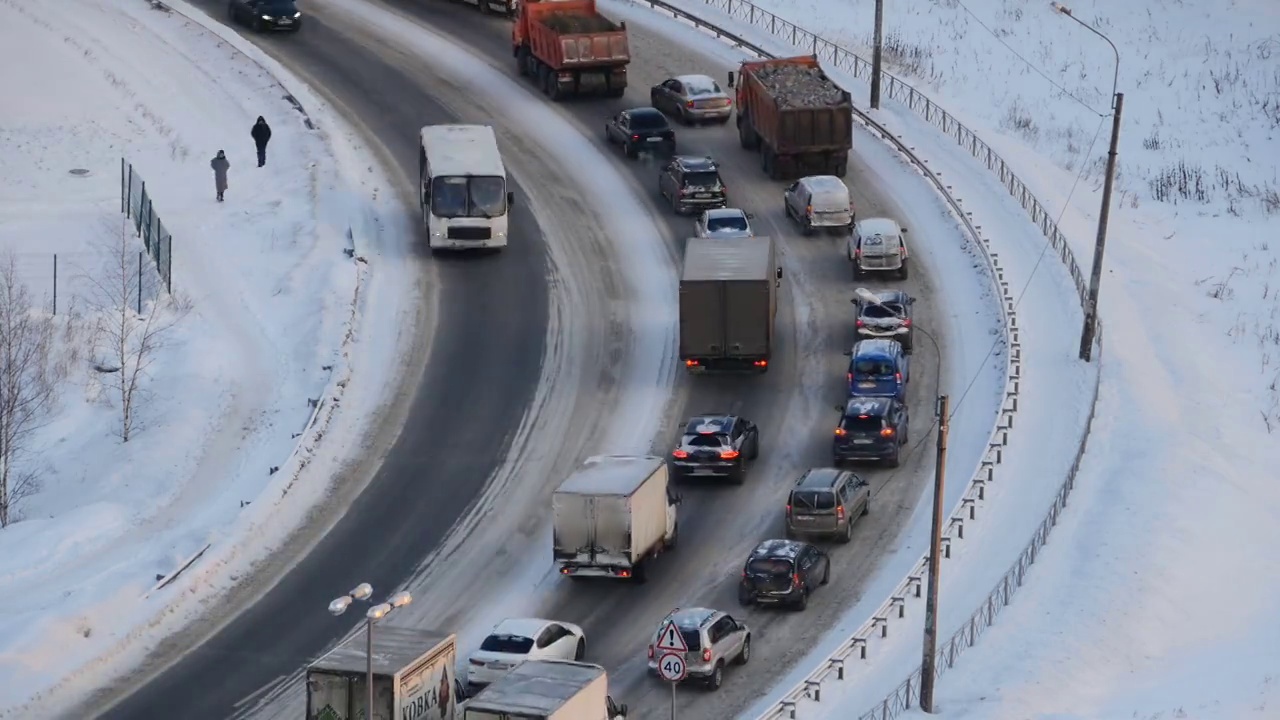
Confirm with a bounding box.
[783,175,855,235]
[419,124,513,252]
[849,217,909,279]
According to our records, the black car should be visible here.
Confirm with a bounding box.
[658,155,728,215]
[833,395,909,467]
[604,107,676,159]
[738,539,830,610]
[228,0,301,31]
[669,414,760,484]
[853,289,915,353]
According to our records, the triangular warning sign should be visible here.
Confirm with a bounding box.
[656,620,688,653]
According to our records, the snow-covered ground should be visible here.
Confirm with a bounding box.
[0,0,417,713]
[656,0,1280,717]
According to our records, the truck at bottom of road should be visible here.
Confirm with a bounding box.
[461,659,627,720]
[679,236,781,373]
[552,454,680,582]
[306,626,462,720]
[730,55,853,180]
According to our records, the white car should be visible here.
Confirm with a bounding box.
[695,207,755,239]
[466,618,587,687]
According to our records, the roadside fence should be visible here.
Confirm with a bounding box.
[15,250,164,317]
[622,1,1104,718]
[121,158,174,295]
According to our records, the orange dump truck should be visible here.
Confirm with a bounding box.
[729,56,853,180]
[512,0,631,100]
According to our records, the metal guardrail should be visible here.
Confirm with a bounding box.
[618,1,1104,718]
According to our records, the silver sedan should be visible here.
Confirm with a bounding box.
[650,74,734,125]
[695,208,755,239]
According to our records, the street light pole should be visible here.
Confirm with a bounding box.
[870,0,885,109]
[1052,2,1122,362]
[329,585,412,720]
[919,394,950,713]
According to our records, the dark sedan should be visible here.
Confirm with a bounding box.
[228,0,302,32]
[604,107,676,159]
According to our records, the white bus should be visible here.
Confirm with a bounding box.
[418,124,513,251]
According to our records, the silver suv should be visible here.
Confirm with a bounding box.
[646,607,750,690]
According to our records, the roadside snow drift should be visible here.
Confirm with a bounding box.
[0,0,418,713]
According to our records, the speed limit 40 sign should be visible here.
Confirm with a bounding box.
[657,651,687,682]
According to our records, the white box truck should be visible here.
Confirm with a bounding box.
[418,124,514,252]
[306,626,463,720]
[552,455,680,582]
[460,660,627,720]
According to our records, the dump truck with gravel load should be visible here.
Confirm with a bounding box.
[728,55,853,180]
[513,0,630,100]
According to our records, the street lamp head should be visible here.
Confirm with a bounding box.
[388,591,413,609]
[367,603,392,621]
[328,596,353,616]
[350,583,373,601]
[854,287,883,305]
[1050,1,1072,15]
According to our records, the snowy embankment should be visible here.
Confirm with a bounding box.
[669,0,1280,718]
[0,0,418,714]
[609,1,1094,717]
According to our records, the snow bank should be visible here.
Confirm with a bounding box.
[0,0,419,714]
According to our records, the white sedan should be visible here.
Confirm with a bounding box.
[695,207,755,239]
[466,618,587,687]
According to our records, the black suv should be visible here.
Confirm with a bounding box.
[737,539,830,610]
[833,395,909,467]
[853,289,915,354]
[670,415,760,484]
[658,156,728,215]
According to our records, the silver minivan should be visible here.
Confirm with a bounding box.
[784,468,870,543]
[850,217,909,279]
[784,175,855,235]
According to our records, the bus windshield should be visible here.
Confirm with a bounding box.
[430,175,507,219]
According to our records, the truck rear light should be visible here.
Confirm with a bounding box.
[685,359,700,367]
[720,449,740,460]
[560,567,571,574]
[672,449,689,459]
[753,359,767,367]
[618,569,631,578]
[702,648,713,662]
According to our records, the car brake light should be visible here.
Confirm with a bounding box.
[896,372,902,383]
[702,648,712,662]
[792,573,802,586]
[834,427,847,436]
[686,100,695,108]
[856,319,864,328]
[631,134,640,140]
[648,645,654,658]
[785,504,792,515]
[673,449,689,459]
[469,658,486,666]
[837,505,845,520]
[685,359,700,367]
[806,204,813,215]
[753,359,767,367]
[847,372,853,384]
[902,318,911,327]
[881,427,895,437]
[619,569,631,578]
[855,248,861,258]
[720,449,740,460]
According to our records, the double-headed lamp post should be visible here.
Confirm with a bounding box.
[854,288,949,713]
[1052,1,1123,363]
[329,583,413,720]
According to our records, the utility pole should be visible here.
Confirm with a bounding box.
[870,0,885,109]
[1079,91,1123,361]
[919,394,950,712]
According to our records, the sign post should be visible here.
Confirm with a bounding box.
[655,620,689,720]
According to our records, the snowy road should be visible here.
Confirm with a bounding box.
[83,0,1002,718]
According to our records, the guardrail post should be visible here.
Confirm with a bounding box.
[805,679,821,702]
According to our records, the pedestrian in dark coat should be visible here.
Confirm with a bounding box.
[251,116,272,167]
[211,150,230,201]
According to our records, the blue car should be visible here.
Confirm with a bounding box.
[845,339,908,401]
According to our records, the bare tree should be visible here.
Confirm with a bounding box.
[85,216,187,442]
[0,251,60,527]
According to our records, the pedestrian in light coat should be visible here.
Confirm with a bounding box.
[251,116,272,167]
[211,150,230,201]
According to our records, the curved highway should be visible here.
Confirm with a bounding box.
[88,1,953,719]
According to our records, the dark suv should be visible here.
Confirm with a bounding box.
[853,289,915,354]
[228,0,301,31]
[670,415,760,484]
[785,468,870,543]
[659,156,728,215]
[833,395,909,467]
[846,338,908,400]
[738,539,829,610]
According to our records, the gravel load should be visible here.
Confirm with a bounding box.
[753,64,846,108]
[542,12,619,33]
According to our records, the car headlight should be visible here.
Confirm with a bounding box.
[294,11,302,17]
[261,15,271,20]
